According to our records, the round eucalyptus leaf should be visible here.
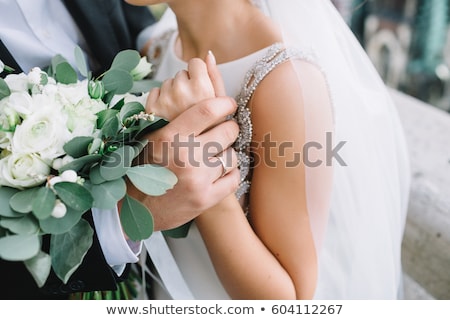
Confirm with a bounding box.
[110,49,141,72]
[53,182,93,212]
[55,61,78,85]
[100,145,135,181]
[89,179,126,210]
[1,187,25,217]
[0,234,40,261]
[120,195,153,241]
[127,164,178,196]
[102,69,133,95]
[0,215,39,235]
[32,187,56,220]
[74,45,89,78]
[39,206,84,235]
[63,136,94,158]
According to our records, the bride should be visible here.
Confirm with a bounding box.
[126,0,411,299]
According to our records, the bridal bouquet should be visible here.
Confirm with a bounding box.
[0,48,174,288]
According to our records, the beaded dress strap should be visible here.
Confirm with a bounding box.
[233,43,318,201]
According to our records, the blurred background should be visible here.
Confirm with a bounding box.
[333,0,450,111]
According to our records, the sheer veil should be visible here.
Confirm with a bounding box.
[254,0,411,298]
[147,0,411,299]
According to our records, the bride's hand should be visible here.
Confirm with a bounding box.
[145,52,224,121]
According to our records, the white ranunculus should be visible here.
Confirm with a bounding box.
[0,153,50,189]
[6,91,34,117]
[55,80,90,107]
[4,73,29,92]
[11,105,71,161]
[64,96,107,137]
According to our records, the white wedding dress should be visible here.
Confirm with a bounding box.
[145,1,410,300]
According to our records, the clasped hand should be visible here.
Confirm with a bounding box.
[126,52,240,231]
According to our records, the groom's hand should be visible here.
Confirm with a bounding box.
[128,95,240,231]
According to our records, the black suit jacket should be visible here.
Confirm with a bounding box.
[0,0,155,299]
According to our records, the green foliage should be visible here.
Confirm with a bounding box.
[126,164,178,196]
[32,187,56,220]
[50,219,94,284]
[0,234,40,261]
[120,195,154,241]
[0,78,10,100]
[0,45,178,291]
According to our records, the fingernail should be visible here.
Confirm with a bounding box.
[208,50,216,65]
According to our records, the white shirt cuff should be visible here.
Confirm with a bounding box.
[91,206,142,276]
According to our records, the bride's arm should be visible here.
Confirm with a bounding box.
[195,60,333,299]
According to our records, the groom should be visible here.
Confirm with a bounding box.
[0,0,239,298]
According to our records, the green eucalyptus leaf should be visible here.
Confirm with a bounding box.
[1,187,24,217]
[53,182,93,212]
[88,164,106,185]
[50,54,67,76]
[97,109,119,128]
[99,145,135,181]
[163,221,193,239]
[63,136,95,158]
[102,69,133,95]
[87,179,127,209]
[59,154,102,173]
[120,195,153,241]
[50,219,94,284]
[32,187,56,220]
[101,115,120,138]
[135,118,169,138]
[132,139,149,159]
[119,101,145,123]
[55,62,78,84]
[39,206,84,235]
[110,49,141,72]
[127,164,177,196]
[130,79,161,94]
[0,215,39,235]
[74,46,89,78]
[24,251,52,288]
[0,78,11,100]
[102,90,117,105]
[0,234,40,261]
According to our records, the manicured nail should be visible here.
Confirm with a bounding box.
[208,50,216,65]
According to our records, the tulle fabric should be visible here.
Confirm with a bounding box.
[259,0,410,298]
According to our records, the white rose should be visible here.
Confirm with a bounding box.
[55,80,90,107]
[64,97,107,137]
[0,153,50,189]
[11,105,71,161]
[6,91,34,117]
[4,73,29,92]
